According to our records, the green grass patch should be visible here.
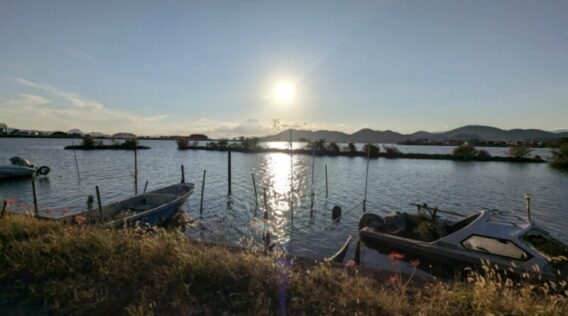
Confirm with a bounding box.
[1,214,567,315]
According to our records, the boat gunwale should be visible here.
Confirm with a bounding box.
[104,183,195,227]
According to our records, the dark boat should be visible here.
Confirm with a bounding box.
[359,205,568,280]
[52,183,195,227]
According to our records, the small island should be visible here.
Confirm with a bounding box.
[176,137,546,163]
[64,135,150,150]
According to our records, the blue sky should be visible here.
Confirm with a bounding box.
[1,0,567,136]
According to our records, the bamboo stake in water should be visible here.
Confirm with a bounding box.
[71,141,81,180]
[263,185,269,220]
[134,146,138,195]
[228,150,232,196]
[363,144,370,212]
[96,186,103,222]
[310,146,315,211]
[289,129,294,220]
[325,164,328,199]
[252,173,258,216]
[143,181,149,194]
[31,179,39,217]
[181,165,185,183]
[200,170,206,217]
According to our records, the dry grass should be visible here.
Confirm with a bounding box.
[1,214,567,315]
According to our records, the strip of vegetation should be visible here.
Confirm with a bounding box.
[177,138,545,163]
[550,144,568,171]
[64,135,150,150]
[1,214,567,315]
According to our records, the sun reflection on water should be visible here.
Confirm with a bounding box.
[258,153,296,244]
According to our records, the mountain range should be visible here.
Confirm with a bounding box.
[262,125,568,143]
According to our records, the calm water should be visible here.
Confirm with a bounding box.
[1,138,567,271]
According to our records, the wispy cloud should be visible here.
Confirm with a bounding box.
[1,78,173,134]
[1,78,342,137]
[14,78,105,110]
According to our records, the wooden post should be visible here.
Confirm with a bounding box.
[143,181,149,194]
[363,144,370,212]
[72,141,81,180]
[325,164,328,199]
[134,147,138,195]
[96,186,103,222]
[1,200,7,217]
[310,147,315,211]
[200,170,206,217]
[525,194,532,221]
[263,185,269,220]
[289,129,294,218]
[252,173,258,216]
[31,179,39,217]
[181,165,185,183]
[227,150,232,196]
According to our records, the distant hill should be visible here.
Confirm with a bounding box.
[262,125,568,143]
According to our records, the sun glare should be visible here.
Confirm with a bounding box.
[271,81,296,105]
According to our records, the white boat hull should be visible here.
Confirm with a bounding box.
[0,165,36,179]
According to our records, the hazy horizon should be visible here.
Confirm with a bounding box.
[1,1,567,137]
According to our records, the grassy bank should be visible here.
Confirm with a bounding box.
[1,214,567,315]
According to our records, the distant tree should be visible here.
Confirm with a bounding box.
[344,143,357,153]
[508,144,533,158]
[383,145,401,155]
[122,138,139,149]
[188,134,209,140]
[550,145,568,170]
[241,137,259,150]
[82,134,96,147]
[10,129,20,136]
[452,144,477,160]
[307,138,326,151]
[476,149,491,160]
[217,139,228,148]
[51,131,67,137]
[177,137,189,149]
[363,143,380,157]
[326,142,340,153]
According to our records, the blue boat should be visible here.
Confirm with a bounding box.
[53,183,195,227]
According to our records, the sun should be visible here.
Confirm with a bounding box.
[271,81,296,105]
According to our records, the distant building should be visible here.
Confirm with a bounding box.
[0,123,7,135]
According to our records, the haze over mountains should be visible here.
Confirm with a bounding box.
[262,125,568,143]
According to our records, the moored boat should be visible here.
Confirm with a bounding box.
[359,205,568,280]
[51,183,195,227]
[0,157,50,180]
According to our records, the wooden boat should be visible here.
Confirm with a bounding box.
[53,183,195,227]
[325,235,353,263]
[359,206,568,280]
[0,157,50,179]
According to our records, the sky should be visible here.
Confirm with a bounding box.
[1,0,567,137]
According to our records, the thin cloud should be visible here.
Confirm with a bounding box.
[1,78,341,137]
[1,78,171,134]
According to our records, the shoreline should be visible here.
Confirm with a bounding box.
[63,145,151,150]
[178,146,546,163]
